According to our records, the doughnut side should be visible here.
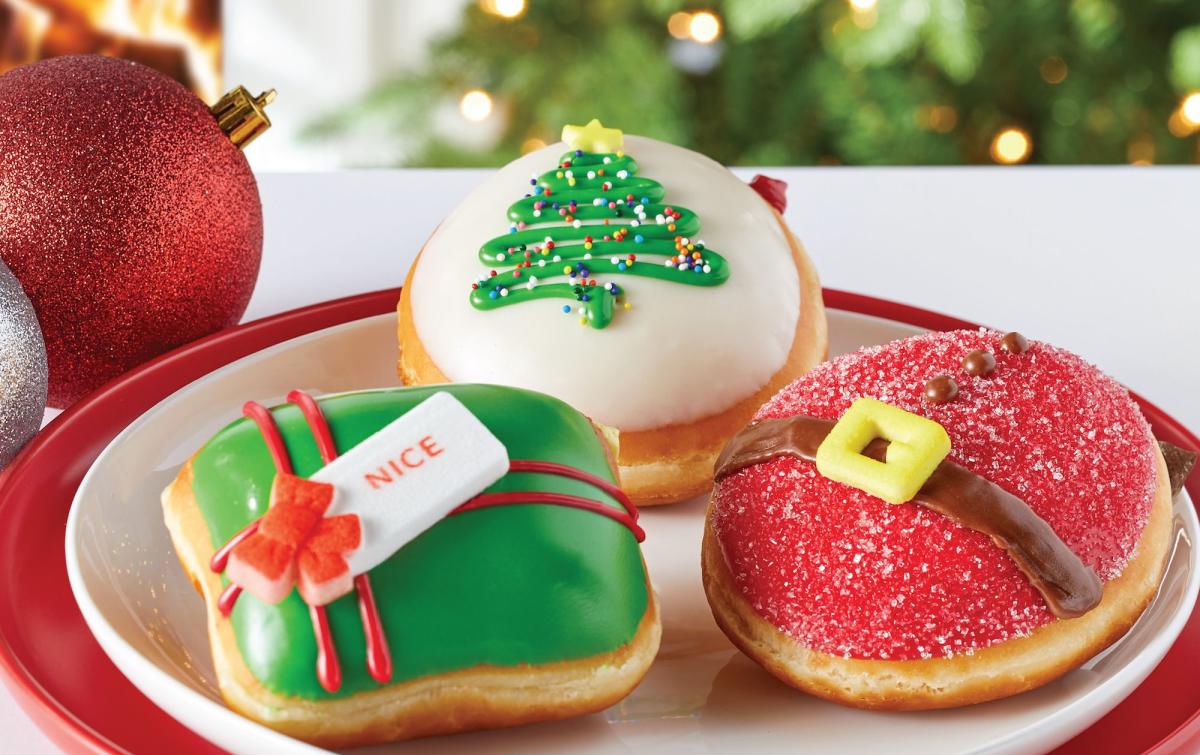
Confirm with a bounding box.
[700,444,1174,710]
[399,210,827,506]
[164,458,660,749]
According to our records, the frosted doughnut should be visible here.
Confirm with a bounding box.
[399,134,827,505]
[703,329,1188,709]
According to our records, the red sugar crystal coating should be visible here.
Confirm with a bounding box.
[711,329,1158,661]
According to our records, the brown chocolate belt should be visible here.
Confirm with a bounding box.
[714,416,1104,619]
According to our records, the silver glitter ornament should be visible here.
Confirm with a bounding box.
[0,259,47,469]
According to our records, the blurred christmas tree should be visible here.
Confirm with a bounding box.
[305,0,1200,166]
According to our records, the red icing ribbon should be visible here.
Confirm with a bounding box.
[288,390,393,685]
[209,391,644,693]
[220,399,345,692]
[354,573,392,685]
[288,390,339,462]
[217,583,242,615]
[310,603,341,693]
[210,520,259,573]
[507,459,639,524]
[749,174,788,214]
[240,400,293,475]
[455,491,644,541]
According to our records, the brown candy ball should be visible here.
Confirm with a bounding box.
[923,375,959,404]
[962,349,997,376]
[999,331,1030,354]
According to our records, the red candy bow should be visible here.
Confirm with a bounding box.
[225,473,362,607]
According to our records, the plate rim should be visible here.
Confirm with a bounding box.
[0,287,1196,755]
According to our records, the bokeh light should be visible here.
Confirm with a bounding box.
[852,8,877,28]
[1128,135,1155,165]
[914,104,957,132]
[930,105,957,132]
[496,0,525,18]
[1169,111,1193,138]
[668,12,692,39]
[1040,57,1068,84]
[849,0,878,10]
[1181,93,1200,127]
[482,0,525,18]
[991,128,1031,164]
[689,12,721,44]
[459,90,493,122]
[521,137,546,154]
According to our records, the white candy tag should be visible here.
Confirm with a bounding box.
[314,392,509,576]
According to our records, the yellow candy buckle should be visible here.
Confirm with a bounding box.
[815,398,951,504]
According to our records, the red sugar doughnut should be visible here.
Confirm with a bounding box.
[710,328,1159,662]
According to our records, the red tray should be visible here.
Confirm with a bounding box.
[1,288,1198,755]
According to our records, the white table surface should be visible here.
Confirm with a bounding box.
[6,166,1199,753]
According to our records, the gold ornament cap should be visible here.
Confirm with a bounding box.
[210,86,276,150]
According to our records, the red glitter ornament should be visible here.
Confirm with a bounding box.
[0,55,271,407]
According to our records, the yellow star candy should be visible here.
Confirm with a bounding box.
[561,119,624,154]
[815,397,951,505]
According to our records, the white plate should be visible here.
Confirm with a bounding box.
[66,310,1200,755]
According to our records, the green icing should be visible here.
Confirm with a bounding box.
[189,384,649,701]
[470,150,730,328]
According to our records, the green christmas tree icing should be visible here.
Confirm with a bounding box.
[469,146,730,328]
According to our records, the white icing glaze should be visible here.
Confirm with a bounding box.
[409,135,802,432]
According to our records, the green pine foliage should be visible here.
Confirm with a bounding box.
[305,0,1200,166]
